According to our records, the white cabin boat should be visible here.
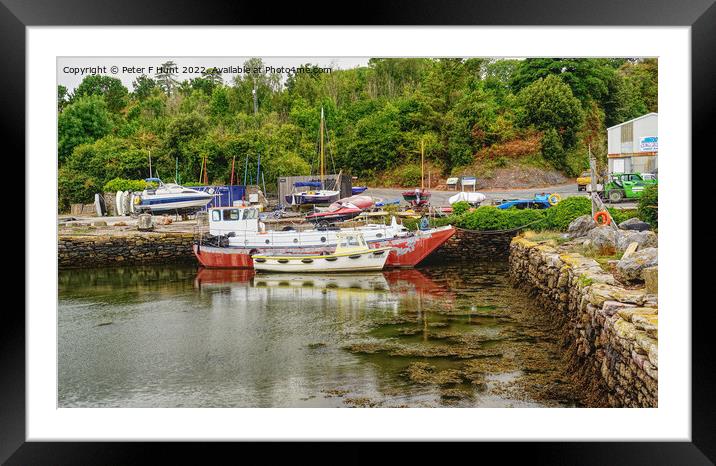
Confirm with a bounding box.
[208,205,409,249]
[133,178,213,214]
[252,232,391,273]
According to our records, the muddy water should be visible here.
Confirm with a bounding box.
[58,263,580,407]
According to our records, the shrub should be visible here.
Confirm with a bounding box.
[58,167,98,212]
[102,178,147,193]
[451,201,471,216]
[543,196,592,230]
[395,164,423,187]
[458,205,546,231]
[607,208,639,225]
[638,184,658,227]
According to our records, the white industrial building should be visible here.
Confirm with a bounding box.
[606,112,658,175]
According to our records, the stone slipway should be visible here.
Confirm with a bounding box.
[509,237,658,408]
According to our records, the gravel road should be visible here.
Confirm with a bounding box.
[363,183,638,209]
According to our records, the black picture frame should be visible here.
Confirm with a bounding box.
[4,0,712,463]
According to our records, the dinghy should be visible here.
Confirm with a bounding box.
[251,232,391,273]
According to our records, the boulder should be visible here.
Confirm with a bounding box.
[619,217,651,231]
[137,213,154,231]
[91,221,107,227]
[643,266,658,294]
[616,247,658,282]
[616,230,658,253]
[587,226,617,255]
[567,215,598,239]
[621,242,639,259]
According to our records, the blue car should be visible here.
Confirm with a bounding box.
[496,193,558,210]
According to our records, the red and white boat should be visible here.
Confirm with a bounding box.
[305,195,374,223]
[193,205,455,269]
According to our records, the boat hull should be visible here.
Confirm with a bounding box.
[252,248,390,273]
[193,226,455,269]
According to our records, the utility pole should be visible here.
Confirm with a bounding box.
[148,149,152,178]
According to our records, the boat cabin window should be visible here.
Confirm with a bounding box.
[223,209,240,221]
[243,208,258,220]
[339,235,363,247]
[211,210,221,222]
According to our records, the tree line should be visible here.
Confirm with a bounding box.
[57,57,657,210]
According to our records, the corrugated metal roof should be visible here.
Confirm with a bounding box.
[606,112,658,131]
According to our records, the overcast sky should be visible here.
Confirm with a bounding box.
[57,57,371,91]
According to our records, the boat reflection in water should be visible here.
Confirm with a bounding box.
[194,267,452,315]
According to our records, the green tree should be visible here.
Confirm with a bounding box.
[57,85,70,112]
[73,75,129,113]
[516,75,584,149]
[155,61,179,96]
[511,58,617,107]
[132,75,157,101]
[58,95,112,162]
[344,103,401,175]
[541,127,566,170]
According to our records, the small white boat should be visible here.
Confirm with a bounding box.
[94,193,106,217]
[115,191,124,216]
[448,191,486,205]
[122,191,131,216]
[252,232,391,273]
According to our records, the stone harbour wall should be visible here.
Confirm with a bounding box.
[509,237,658,408]
[58,233,196,269]
[428,228,518,263]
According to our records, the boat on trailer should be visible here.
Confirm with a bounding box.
[132,177,213,214]
[252,232,391,273]
[193,205,455,269]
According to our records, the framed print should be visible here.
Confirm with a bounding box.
[4,0,713,462]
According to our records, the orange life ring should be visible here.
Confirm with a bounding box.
[594,211,611,226]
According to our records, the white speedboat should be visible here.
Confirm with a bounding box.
[251,232,391,273]
[132,178,213,214]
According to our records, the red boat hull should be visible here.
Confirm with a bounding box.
[193,226,455,269]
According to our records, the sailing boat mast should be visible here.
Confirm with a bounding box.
[320,106,325,189]
[420,138,425,190]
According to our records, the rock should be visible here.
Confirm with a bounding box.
[643,266,658,294]
[587,226,617,255]
[601,300,636,317]
[567,215,597,239]
[621,242,639,260]
[616,247,658,282]
[91,221,107,227]
[112,221,127,227]
[137,214,154,231]
[619,217,651,231]
[616,230,658,253]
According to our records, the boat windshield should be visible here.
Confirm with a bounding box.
[243,208,258,219]
[338,235,364,248]
[223,209,240,221]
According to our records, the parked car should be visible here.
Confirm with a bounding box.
[495,193,559,210]
[576,171,591,191]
